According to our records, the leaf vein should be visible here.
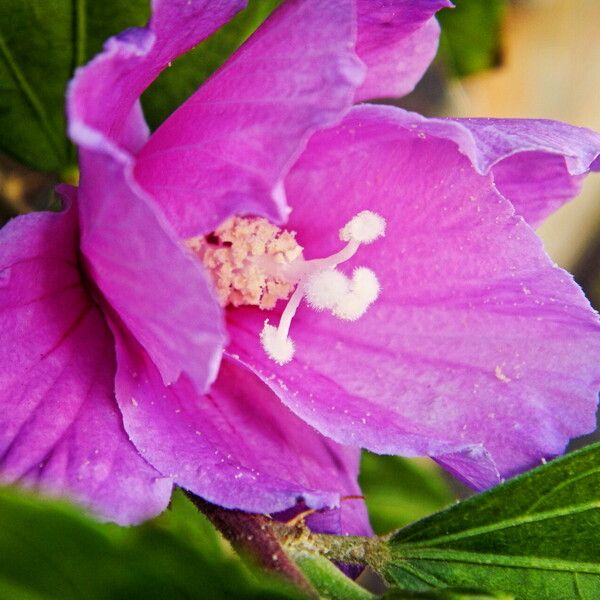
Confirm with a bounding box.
[0,33,64,159]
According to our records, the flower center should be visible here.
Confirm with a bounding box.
[187,216,303,310]
[187,211,386,365]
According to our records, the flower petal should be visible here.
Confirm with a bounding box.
[354,0,451,101]
[68,1,238,394]
[228,105,600,488]
[0,203,171,524]
[134,0,365,238]
[305,505,371,538]
[275,446,371,538]
[373,110,600,226]
[110,323,368,515]
[305,492,371,538]
[68,0,246,153]
[75,146,226,394]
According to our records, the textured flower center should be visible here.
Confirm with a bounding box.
[187,216,303,310]
[187,211,386,365]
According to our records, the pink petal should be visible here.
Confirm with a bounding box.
[0,203,171,524]
[275,446,371,538]
[373,110,600,226]
[110,323,368,515]
[134,0,365,238]
[68,1,240,394]
[355,0,452,101]
[227,105,600,489]
[491,152,585,227]
[305,493,372,538]
[68,0,246,153]
[76,148,225,395]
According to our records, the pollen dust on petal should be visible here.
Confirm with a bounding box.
[494,365,511,383]
[186,216,303,309]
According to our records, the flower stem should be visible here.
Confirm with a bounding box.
[187,494,318,598]
[276,525,391,573]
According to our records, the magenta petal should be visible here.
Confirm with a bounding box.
[305,505,371,538]
[434,446,500,490]
[274,444,371,570]
[491,151,585,227]
[228,105,600,488]
[0,205,171,524]
[374,110,600,225]
[111,324,367,514]
[68,0,246,153]
[354,0,451,101]
[277,446,371,537]
[68,0,236,393]
[75,147,225,394]
[305,494,372,538]
[134,0,365,238]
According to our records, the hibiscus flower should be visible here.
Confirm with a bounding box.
[1,0,599,535]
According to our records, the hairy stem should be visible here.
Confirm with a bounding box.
[276,525,391,573]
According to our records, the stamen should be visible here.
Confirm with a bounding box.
[332,267,380,321]
[259,211,385,365]
[305,269,350,310]
[339,210,386,244]
[260,320,295,365]
[187,216,303,309]
[190,211,386,366]
[350,267,380,304]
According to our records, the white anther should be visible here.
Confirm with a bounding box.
[350,267,380,304]
[305,269,350,310]
[260,321,295,365]
[339,211,386,244]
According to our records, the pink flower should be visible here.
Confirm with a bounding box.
[1,0,599,532]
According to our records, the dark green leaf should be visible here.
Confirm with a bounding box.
[0,0,148,172]
[384,443,600,599]
[0,486,303,599]
[359,453,454,534]
[383,588,512,599]
[437,0,505,77]
[142,0,282,129]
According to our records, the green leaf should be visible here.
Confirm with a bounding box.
[141,0,282,129]
[0,0,149,173]
[382,588,512,600]
[0,486,303,599]
[384,443,600,599]
[437,0,506,77]
[292,553,374,600]
[359,453,454,534]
